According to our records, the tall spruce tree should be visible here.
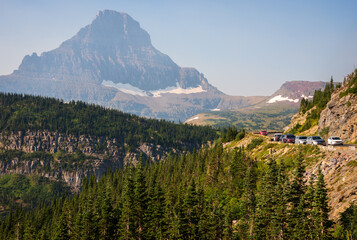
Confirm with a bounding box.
[288,150,306,236]
[183,180,200,239]
[53,201,70,240]
[133,160,147,240]
[312,167,332,239]
[119,164,135,240]
[254,158,278,239]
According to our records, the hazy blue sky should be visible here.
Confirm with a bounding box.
[1,0,356,96]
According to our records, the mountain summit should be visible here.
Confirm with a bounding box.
[16,10,209,91]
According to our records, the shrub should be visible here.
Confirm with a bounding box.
[247,138,264,151]
[319,127,329,137]
[347,161,357,167]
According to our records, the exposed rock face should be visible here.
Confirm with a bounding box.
[0,10,231,122]
[318,84,357,143]
[305,148,357,221]
[0,130,172,190]
[17,10,205,91]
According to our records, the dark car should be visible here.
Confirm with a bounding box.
[273,133,283,141]
[281,134,295,143]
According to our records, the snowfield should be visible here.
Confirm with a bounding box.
[267,95,299,104]
[102,80,206,97]
[186,116,199,122]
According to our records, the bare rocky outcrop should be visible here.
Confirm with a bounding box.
[318,82,357,143]
[0,130,171,190]
[305,148,357,221]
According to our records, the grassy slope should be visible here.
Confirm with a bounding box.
[186,104,298,131]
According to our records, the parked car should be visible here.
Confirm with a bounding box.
[281,134,295,143]
[260,130,267,136]
[307,136,326,145]
[295,136,307,144]
[273,133,283,141]
[327,136,343,145]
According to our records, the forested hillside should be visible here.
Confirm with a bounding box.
[0,93,217,150]
[1,139,355,239]
[0,92,218,214]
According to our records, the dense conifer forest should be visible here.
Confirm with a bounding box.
[1,142,356,239]
[0,92,218,151]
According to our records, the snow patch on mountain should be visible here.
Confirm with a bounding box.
[267,95,299,104]
[186,116,199,122]
[151,83,206,97]
[102,80,147,96]
[301,94,313,99]
[102,80,206,97]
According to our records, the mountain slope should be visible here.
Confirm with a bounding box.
[0,93,218,189]
[318,70,357,143]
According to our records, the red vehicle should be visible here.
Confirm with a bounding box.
[260,130,267,136]
[282,134,295,143]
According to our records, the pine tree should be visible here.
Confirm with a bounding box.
[119,164,135,240]
[133,160,147,239]
[271,162,289,239]
[146,175,166,239]
[81,195,99,240]
[237,158,257,239]
[254,158,278,239]
[312,167,332,239]
[99,186,115,240]
[163,187,179,239]
[288,151,306,236]
[53,202,70,240]
[183,180,200,239]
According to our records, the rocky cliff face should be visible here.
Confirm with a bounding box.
[0,10,230,122]
[0,130,173,190]
[304,148,357,221]
[318,78,357,143]
[16,10,207,91]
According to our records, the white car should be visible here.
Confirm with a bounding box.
[307,136,326,145]
[295,136,307,144]
[328,136,343,146]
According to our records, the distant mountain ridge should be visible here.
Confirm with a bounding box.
[185,81,327,130]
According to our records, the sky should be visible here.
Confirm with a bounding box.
[0,0,356,96]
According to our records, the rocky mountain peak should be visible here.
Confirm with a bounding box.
[11,10,213,93]
[70,10,152,48]
[266,81,326,104]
